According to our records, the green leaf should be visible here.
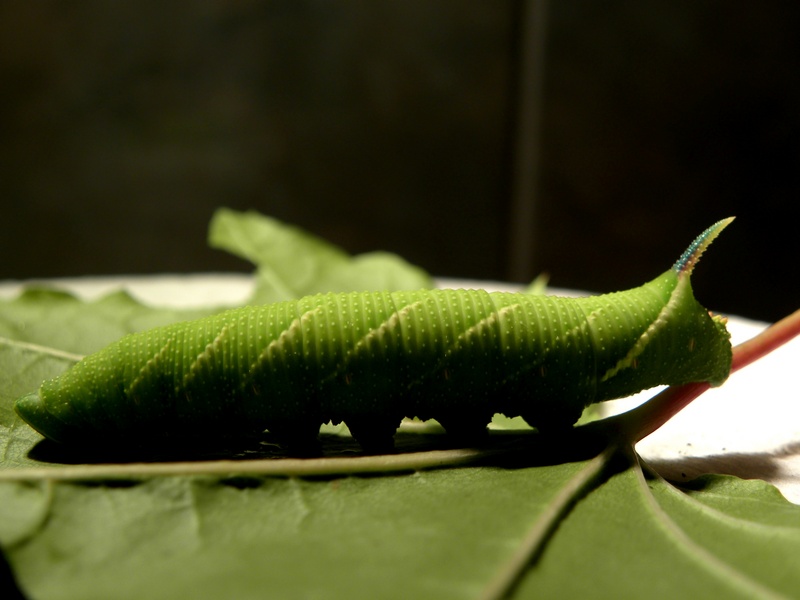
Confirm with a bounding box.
[0,464,591,600]
[208,207,433,304]
[0,288,216,357]
[518,463,800,599]
[2,210,800,599]
[522,272,549,295]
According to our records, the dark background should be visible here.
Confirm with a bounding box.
[2,1,798,321]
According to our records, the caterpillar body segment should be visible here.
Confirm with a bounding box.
[15,220,734,453]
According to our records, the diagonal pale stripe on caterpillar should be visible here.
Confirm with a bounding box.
[242,305,325,394]
[599,275,690,382]
[424,302,525,385]
[127,336,175,402]
[14,219,735,454]
[327,297,427,387]
[182,325,233,390]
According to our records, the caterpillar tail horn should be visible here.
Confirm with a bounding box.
[673,217,735,277]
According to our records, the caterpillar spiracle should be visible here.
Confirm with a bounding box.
[15,219,734,453]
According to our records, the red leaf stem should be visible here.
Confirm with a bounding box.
[607,308,800,444]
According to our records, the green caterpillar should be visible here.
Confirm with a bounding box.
[15,220,734,453]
